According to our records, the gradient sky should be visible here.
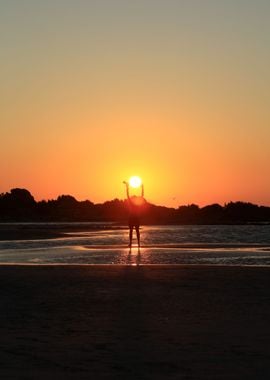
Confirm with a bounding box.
[1,0,269,206]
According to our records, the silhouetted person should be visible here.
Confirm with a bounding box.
[123,181,145,248]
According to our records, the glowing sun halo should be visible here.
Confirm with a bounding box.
[129,176,142,188]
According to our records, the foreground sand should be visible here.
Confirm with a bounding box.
[1,265,270,379]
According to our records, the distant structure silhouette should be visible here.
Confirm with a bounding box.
[123,181,145,248]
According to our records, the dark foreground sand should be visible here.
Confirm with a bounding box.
[0,265,270,380]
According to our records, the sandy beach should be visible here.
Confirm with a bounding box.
[0,265,270,379]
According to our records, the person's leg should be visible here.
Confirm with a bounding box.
[135,225,140,247]
[129,226,133,247]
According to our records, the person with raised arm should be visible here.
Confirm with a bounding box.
[123,180,145,248]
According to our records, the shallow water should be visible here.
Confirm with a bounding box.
[0,224,270,265]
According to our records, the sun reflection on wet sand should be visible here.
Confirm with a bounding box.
[127,246,141,266]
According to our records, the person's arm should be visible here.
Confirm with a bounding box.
[123,181,130,199]
[141,184,144,197]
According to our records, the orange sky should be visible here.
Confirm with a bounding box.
[0,1,269,207]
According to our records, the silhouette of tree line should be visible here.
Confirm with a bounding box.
[0,188,270,224]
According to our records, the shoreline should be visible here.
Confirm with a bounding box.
[0,223,269,242]
[1,262,270,268]
[1,245,270,266]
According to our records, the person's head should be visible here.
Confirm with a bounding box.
[130,195,144,206]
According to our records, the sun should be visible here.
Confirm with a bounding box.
[129,176,142,188]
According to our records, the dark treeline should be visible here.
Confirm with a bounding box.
[0,188,270,224]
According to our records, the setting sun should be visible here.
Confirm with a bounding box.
[129,176,142,189]
[0,1,269,208]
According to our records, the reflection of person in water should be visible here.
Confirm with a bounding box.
[123,181,145,248]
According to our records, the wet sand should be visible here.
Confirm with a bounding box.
[1,265,270,379]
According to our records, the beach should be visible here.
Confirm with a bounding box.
[1,265,270,379]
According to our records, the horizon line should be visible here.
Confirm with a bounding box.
[1,187,270,210]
